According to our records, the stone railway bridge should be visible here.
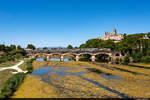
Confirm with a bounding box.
[26,48,124,62]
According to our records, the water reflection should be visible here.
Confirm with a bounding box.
[50,58,60,61]
[31,66,87,76]
[36,57,45,62]
[36,58,75,62]
[31,67,54,75]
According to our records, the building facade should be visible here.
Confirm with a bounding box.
[97,29,123,41]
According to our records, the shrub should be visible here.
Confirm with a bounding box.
[26,58,35,73]
[124,54,130,65]
[120,58,123,64]
[0,73,26,98]
[141,56,150,63]
[115,58,120,64]
[132,52,143,63]
[111,58,114,63]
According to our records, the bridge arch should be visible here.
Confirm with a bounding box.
[95,53,110,62]
[94,52,112,57]
[78,52,93,56]
[35,53,48,57]
[62,53,77,56]
[78,53,93,61]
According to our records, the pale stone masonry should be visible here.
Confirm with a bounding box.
[97,29,123,41]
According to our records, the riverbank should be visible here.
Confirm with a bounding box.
[0,69,15,92]
[12,61,150,98]
[0,60,27,74]
[0,61,19,68]
[0,60,27,94]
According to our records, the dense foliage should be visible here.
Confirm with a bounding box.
[0,73,26,98]
[67,45,73,49]
[26,44,36,50]
[43,47,48,50]
[123,54,130,65]
[79,32,150,63]
[0,44,26,63]
[26,58,35,73]
[80,39,115,50]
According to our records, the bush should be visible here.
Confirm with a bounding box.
[26,58,35,73]
[120,58,123,64]
[0,73,26,98]
[111,58,114,63]
[124,54,130,65]
[132,52,143,63]
[141,56,150,63]
[115,58,120,64]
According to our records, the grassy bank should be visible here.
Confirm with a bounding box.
[0,69,16,92]
[0,61,19,67]
[19,58,35,73]
[0,73,26,98]
[0,58,35,98]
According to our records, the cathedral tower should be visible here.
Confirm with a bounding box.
[112,28,117,35]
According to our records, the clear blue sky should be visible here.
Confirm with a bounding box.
[0,0,150,48]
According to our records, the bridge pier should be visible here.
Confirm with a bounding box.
[60,55,64,61]
[91,55,96,62]
[46,56,50,61]
[75,55,80,61]
[31,55,35,59]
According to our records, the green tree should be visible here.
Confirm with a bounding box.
[26,44,36,50]
[74,47,78,49]
[43,47,48,50]
[79,44,86,48]
[132,52,143,63]
[0,44,5,51]
[124,54,130,65]
[141,56,150,63]
[67,45,73,49]
[17,45,22,50]
[10,45,16,50]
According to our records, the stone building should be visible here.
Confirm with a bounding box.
[97,29,123,42]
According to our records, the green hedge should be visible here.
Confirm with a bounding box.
[26,58,35,73]
[0,73,26,98]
